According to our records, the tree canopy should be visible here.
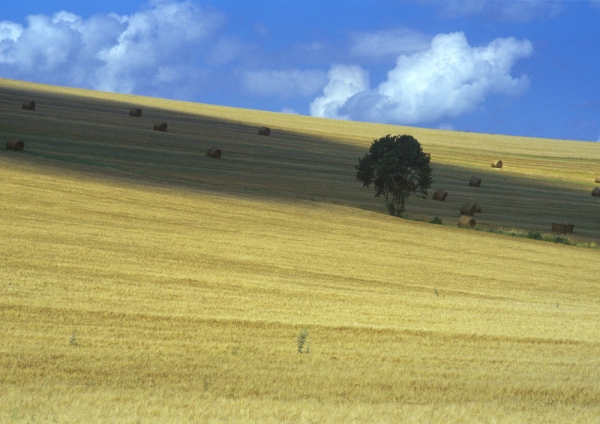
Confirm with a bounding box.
[356,134,432,217]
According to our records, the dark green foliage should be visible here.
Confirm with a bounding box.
[297,329,309,353]
[430,216,443,225]
[69,330,77,346]
[550,236,570,245]
[477,228,592,248]
[356,134,433,217]
[524,231,543,240]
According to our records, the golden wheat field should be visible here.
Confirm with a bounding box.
[1,78,600,423]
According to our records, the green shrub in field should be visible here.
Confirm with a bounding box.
[297,329,310,354]
[524,231,542,240]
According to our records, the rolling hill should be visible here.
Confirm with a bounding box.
[1,78,599,422]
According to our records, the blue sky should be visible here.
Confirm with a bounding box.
[1,1,599,141]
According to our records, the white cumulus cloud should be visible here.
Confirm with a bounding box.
[308,65,369,120]
[94,0,223,93]
[0,0,223,96]
[310,32,533,125]
[241,69,327,98]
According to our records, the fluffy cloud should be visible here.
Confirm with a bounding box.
[241,69,327,98]
[349,29,432,59]
[310,32,533,125]
[95,0,223,93]
[309,65,369,120]
[0,0,223,95]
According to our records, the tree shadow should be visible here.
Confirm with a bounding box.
[1,82,599,241]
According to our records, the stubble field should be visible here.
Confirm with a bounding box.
[1,78,599,422]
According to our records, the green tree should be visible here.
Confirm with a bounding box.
[356,134,432,217]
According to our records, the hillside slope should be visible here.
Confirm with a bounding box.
[1,78,600,239]
[1,79,599,422]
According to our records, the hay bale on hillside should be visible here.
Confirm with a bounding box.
[592,187,600,197]
[432,189,447,201]
[491,160,503,168]
[460,203,477,216]
[468,176,482,187]
[153,122,167,132]
[6,137,24,151]
[552,222,574,234]
[474,204,482,213]
[458,215,476,229]
[424,152,431,159]
[129,108,142,117]
[595,176,600,183]
[258,126,271,136]
[206,147,222,159]
[22,100,35,111]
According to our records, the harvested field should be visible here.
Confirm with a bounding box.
[1,78,600,422]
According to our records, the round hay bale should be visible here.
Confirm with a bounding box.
[458,215,476,229]
[432,189,448,201]
[595,176,600,183]
[460,203,477,216]
[6,137,24,151]
[258,126,271,136]
[592,187,600,198]
[206,147,222,159]
[468,176,482,187]
[491,160,503,168]
[153,122,167,132]
[129,108,142,117]
[473,204,482,213]
[22,100,36,111]
[552,222,574,234]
